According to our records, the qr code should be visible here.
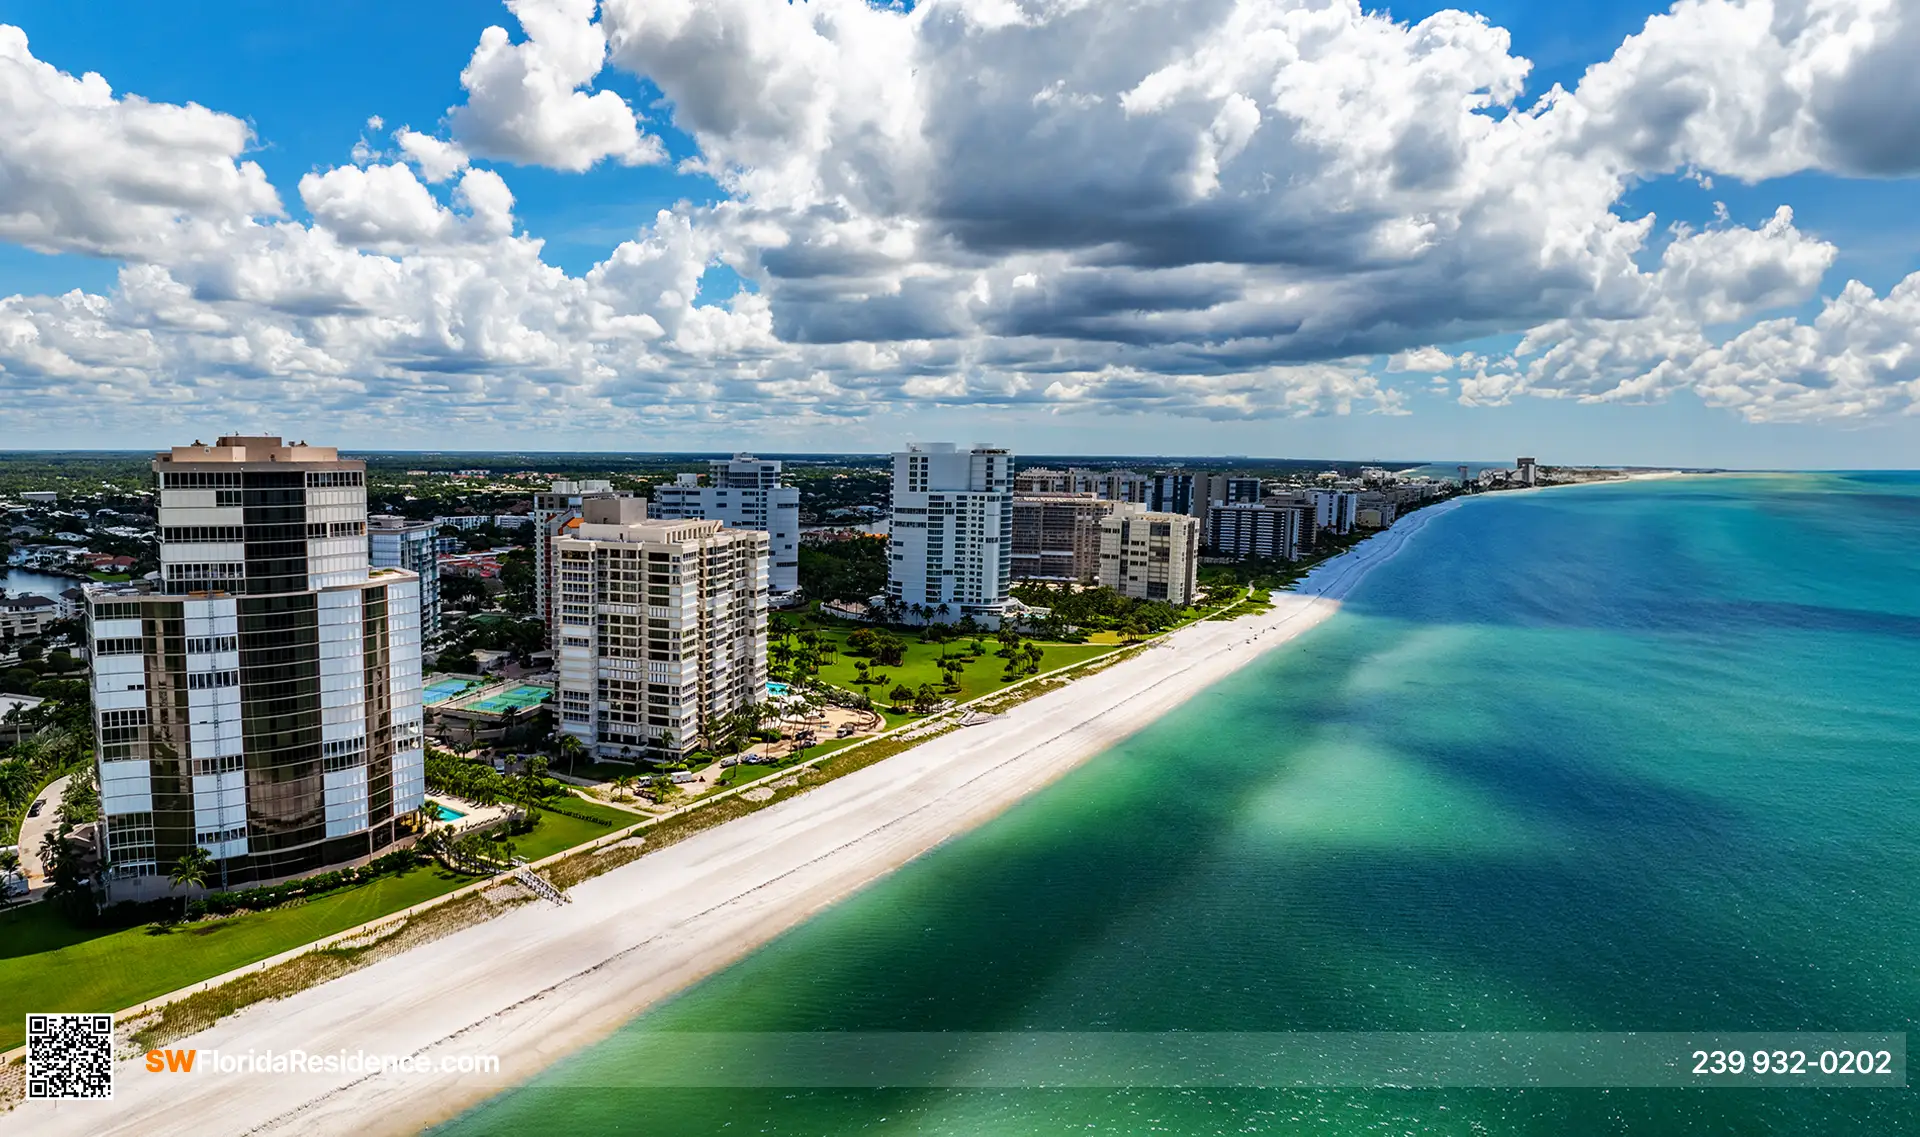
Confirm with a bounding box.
[27,1013,114,1100]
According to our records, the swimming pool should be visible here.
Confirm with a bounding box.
[464,684,553,714]
[429,802,466,822]
[767,682,790,697]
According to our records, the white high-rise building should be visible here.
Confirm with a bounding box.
[1307,489,1359,535]
[887,443,1014,624]
[649,454,801,597]
[552,498,769,761]
[88,437,424,895]
[531,479,637,633]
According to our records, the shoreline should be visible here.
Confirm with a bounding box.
[20,498,1468,1137]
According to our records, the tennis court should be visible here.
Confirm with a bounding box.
[424,677,482,706]
[464,684,553,714]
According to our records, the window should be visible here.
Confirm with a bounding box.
[95,637,144,655]
[162,526,245,543]
[189,754,244,776]
[305,470,364,487]
[186,670,239,689]
[161,471,242,489]
[185,635,238,654]
[329,520,366,538]
[93,601,141,620]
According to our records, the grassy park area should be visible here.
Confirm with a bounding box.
[783,619,1119,710]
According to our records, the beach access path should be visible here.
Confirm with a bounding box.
[17,497,1466,1137]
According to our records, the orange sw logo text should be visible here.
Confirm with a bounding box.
[145,1049,196,1073]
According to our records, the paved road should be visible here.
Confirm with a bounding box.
[16,771,70,899]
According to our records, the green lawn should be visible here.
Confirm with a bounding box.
[791,623,1116,708]
[0,862,477,1051]
[507,798,639,860]
[561,759,650,782]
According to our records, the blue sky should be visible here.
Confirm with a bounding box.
[1,0,1918,467]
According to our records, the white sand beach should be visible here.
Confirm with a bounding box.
[19,497,1465,1137]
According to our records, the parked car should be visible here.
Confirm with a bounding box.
[26,799,45,818]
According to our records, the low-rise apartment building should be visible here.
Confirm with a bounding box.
[0,593,57,641]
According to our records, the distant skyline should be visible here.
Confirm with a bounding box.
[3,1,1920,466]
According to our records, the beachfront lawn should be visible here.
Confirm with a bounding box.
[792,622,1116,709]
[0,862,477,1051]
[507,798,640,861]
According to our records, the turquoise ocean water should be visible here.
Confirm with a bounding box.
[438,473,1920,1135]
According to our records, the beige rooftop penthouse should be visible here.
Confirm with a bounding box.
[161,436,347,465]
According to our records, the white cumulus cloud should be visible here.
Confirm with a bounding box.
[449,0,664,172]
[5,1,1920,438]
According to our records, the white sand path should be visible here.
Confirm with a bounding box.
[17,498,1465,1137]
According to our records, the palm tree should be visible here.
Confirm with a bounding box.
[554,732,585,776]
[611,774,638,801]
[409,803,439,834]
[168,847,215,921]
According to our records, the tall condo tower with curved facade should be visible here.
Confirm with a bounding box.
[87,437,424,896]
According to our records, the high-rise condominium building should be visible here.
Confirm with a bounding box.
[1148,472,1205,518]
[89,437,423,894]
[1010,494,1116,583]
[1098,505,1201,605]
[1204,475,1267,508]
[532,479,636,633]
[649,454,801,596]
[368,515,440,645]
[551,498,769,760]
[1208,501,1317,562]
[1306,489,1359,535]
[1013,467,1150,503]
[888,443,1014,623]
[1516,457,1538,486]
